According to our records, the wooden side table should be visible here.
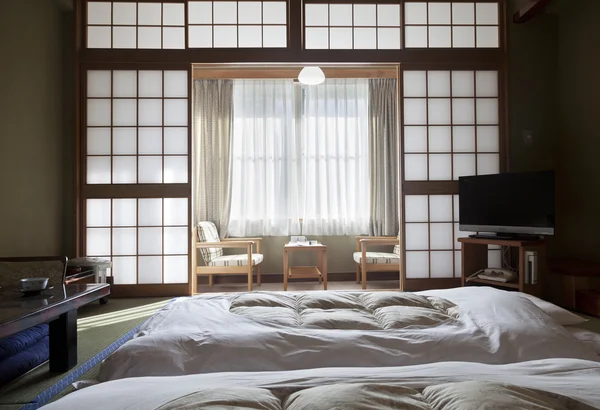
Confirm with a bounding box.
[283,244,328,291]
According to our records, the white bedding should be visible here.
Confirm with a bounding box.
[97,287,599,382]
[46,359,600,409]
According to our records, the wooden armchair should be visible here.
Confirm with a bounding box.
[354,236,400,289]
[193,221,262,292]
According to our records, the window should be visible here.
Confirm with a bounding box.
[228,79,370,236]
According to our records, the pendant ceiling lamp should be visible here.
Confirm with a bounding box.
[298,66,325,85]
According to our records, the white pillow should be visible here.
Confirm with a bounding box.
[518,293,587,325]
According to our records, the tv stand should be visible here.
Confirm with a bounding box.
[468,233,542,241]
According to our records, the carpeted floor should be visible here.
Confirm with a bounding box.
[0,297,172,410]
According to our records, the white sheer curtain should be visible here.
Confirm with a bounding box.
[301,79,370,235]
[228,80,301,236]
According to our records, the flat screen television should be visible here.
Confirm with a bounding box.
[458,170,555,238]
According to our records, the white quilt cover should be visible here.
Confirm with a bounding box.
[97,287,599,382]
[46,359,600,409]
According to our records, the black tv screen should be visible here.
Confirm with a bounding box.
[458,170,555,236]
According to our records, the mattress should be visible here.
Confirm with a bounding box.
[97,287,600,381]
[45,359,600,410]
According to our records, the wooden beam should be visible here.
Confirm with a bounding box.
[513,0,552,24]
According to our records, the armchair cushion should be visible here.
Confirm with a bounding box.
[353,252,400,265]
[197,221,224,264]
[208,254,264,267]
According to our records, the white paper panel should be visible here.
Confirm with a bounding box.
[405,251,429,279]
[404,2,427,25]
[138,156,163,183]
[164,99,189,126]
[189,26,213,48]
[112,156,137,183]
[138,198,162,226]
[452,71,475,97]
[164,255,188,283]
[453,154,476,180]
[377,4,401,26]
[377,28,401,49]
[404,154,428,181]
[428,71,451,97]
[88,26,112,48]
[429,195,453,222]
[428,99,451,125]
[263,2,286,24]
[112,127,136,155]
[112,256,137,284]
[476,26,499,48]
[87,199,111,227]
[213,1,237,24]
[113,71,137,97]
[454,223,474,249]
[87,99,111,126]
[404,126,427,153]
[86,228,111,256]
[476,71,498,97]
[428,2,451,24]
[214,25,238,47]
[164,127,188,154]
[330,27,353,49]
[403,71,427,97]
[113,198,137,227]
[428,126,451,152]
[138,26,162,49]
[453,195,460,222]
[488,249,502,268]
[354,5,376,26]
[405,26,428,48]
[476,3,499,25]
[330,4,352,26]
[188,2,212,24]
[88,2,112,24]
[477,153,500,175]
[354,28,376,49]
[87,156,111,184]
[305,4,328,26]
[112,227,137,255]
[429,154,452,180]
[163,27,185,49]
[429,26,451,48]
[164,156,189,183]
[453,126,476,152]
[430,251,453,278]
[476,98,499,124]
[404,195,429,223]
[164,72,188,99]
[113,99,137,126]
[404,99,427,125]
[454,251,462,277]
[405,223,429,250]
[164,198,188,225]
[87,128,111,155]
[138,2,161,25]
[452,99,475,124]
[164,227,188,254]
[453,26,475,48]
[138,256,163,284]
[113,2,136,25]
[138,227,163,254]
[139,127,163,154]
[263,26,287,47]
[88,71,111,98]
[305,28,328,49]
[139,71,163,97]
[163,3,185,26]
[477,126,499,152]
[238,26,263,48]
[115,27,140,48]
[139,99,163,126]
[452,3,474,25]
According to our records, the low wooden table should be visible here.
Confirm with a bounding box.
[283,243,328,291]
[0,283,110,372]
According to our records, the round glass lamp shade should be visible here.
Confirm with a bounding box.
[298,66,325,85]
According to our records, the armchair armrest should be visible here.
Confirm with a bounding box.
[355,236,398,251]
[196,240,255,249]
[222,237,262,253]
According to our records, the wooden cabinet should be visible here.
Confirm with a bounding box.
[458,237,547,297]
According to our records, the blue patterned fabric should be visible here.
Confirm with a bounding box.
[0,335,49,387]
[0,324,48,361]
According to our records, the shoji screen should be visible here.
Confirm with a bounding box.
[402,69,502,284]
[84,69,190,289]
